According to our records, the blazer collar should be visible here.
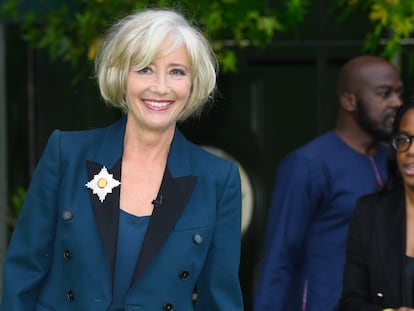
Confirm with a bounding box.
[131,168,197,284]
[84,117,126,276]
[86,159,122,277]
[376,186,406,303]
[130,124,198,283]
[86,118,197,284]
[91,116,126,168]
[90,115,192,178]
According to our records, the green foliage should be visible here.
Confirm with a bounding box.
[1,0,308,79]
[3,0,414,76]
[9,187,26,227]
[337,0,414,61]
[284,0,309,27]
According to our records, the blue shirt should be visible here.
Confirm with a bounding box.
[110,210,150,310]
[254,131,389,311]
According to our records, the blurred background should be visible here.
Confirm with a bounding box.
[1,0,414,309]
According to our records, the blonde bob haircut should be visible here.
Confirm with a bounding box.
[95,8,218,120]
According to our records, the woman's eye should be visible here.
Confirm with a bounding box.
[138,67,152,74]
[170,68,186,76]
[396,136,410,145]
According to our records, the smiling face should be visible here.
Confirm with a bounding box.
[125,42,192,133]
[396,109,414,191]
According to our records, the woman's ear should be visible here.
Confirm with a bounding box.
[340,92,357,112]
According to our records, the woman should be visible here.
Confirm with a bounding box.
[339,96,414,311]
[1,9,243,311]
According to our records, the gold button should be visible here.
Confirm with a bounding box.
[97,178,107,188]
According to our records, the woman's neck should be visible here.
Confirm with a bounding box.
[122,117,174,165]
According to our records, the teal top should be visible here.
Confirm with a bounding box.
[110,209,150,310]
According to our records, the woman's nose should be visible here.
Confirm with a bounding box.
[150,73,169,94]
[407,139,414,154]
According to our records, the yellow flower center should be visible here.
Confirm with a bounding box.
[97,178,107,188]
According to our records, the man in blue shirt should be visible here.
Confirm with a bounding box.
[253,55,404,311]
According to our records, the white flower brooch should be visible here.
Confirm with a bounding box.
[85,166,121,203]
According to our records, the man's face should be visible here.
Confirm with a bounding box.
[354,63,404,141]
[356,96,399,141]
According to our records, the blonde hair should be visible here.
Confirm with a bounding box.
[95,8,218,120]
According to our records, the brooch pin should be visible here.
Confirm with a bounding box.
[85,166,121,203]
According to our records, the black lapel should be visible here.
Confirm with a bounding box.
[86,159,122,280]
[130,168,197,284]
[376,186,405,303]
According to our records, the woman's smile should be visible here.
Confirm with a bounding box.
[143,99,174,111]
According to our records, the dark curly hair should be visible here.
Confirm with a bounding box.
[380,95,414,193]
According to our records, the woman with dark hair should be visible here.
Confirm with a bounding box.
[340,96,414,311]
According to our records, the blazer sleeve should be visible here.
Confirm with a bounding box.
[195,162,244,311]
[1,130,61,311]
[339,197,381,311]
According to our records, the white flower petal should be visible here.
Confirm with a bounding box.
[85,166,121,203]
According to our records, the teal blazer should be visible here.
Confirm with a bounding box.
[1,117,243,311]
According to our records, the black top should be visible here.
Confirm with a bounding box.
[405,255,414,307]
